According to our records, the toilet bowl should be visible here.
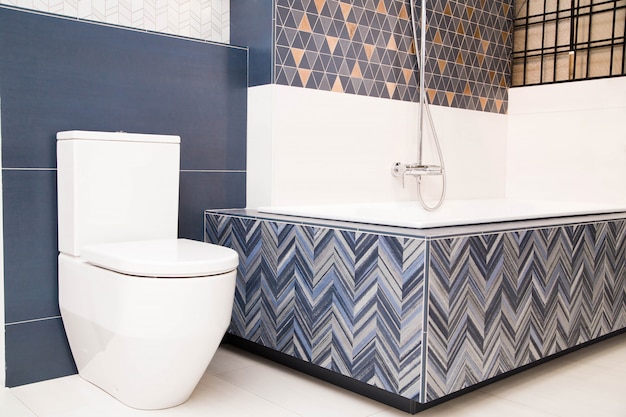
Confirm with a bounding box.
[56,131,239,409]
[59,239,237,409]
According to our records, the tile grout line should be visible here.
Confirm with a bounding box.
[5,316,62,326]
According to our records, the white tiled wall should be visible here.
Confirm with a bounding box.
[247,84,508,207]
[506,77,626,204]
[249,78,626,210]
[0,0,230,42]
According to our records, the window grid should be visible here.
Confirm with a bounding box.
[513,0,625,86]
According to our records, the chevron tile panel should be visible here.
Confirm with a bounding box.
[206,212,427,400]
[427,232,518,398]
[206,212,626,405]
[426,220,626,401]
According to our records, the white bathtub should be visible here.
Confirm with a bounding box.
[258,199,626,228]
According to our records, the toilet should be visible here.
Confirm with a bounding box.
[56,130,239,410]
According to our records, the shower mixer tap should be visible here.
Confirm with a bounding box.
[391,162,444,187]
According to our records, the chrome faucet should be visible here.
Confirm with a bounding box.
[391,162,444,187]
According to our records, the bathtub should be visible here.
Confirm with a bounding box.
[206,201,626,414]
[258,199,626,228]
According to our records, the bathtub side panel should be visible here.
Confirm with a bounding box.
[425,220,626,401]
[205,212,427,402]
[426,233,520,399]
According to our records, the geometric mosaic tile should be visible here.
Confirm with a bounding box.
[274,0,513,113]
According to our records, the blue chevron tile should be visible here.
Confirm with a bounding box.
[205,212,427,400]
[205,212,626,405]
[425,220,626,401]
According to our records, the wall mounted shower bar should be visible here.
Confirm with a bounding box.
[392,0,447,211]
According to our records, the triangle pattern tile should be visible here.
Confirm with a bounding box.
[273,0,512,113]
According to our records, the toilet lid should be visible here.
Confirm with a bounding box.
[81,239,239,278]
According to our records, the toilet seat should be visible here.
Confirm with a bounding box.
[81,238,238,278]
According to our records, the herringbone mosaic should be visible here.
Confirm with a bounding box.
[206,212,427,399]
[206,211,626,404]
[426,220,626,400]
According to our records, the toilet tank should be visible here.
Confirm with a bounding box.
[57,131,181,257]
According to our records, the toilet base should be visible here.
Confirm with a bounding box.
[59,254,236,410]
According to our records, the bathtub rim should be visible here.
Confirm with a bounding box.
[256,199,626,230]
[207,207,626,240]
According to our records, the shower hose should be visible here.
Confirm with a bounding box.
[409,0,447,211]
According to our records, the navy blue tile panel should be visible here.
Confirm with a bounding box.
[5,318,77,387]
[2,170,60,323]
[231,0,274,86]
[0,6,247,170]
[1,6,247,387]
[179,171,246,241]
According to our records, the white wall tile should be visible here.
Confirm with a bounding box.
[2,0,32,8]
[77,0,91,19]
[425,105,508,201]
[201,0,213,41]
[509,77,626,114]
[49,0,71,15]
[117,0,132,27]
[33,0,46,10]
[269,85,421,205]
[88,0,105,21]
[247,84,508,208]
[506,77,626,204]
[141,0,156,31]
[189,0,202,38]
[130,0,144,28]
[246,85,275,208]
[0,0,230,43]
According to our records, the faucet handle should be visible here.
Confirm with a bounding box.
[391,162,406,188]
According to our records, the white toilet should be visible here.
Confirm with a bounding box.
[56,130,239,410]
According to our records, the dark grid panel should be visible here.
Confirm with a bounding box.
[513,0,626,86]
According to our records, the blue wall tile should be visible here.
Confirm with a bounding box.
[5,318,77,387]
[179,171,246,241]
[231,0,274,86]
[0,7,248,170]
[2,170,59,323]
